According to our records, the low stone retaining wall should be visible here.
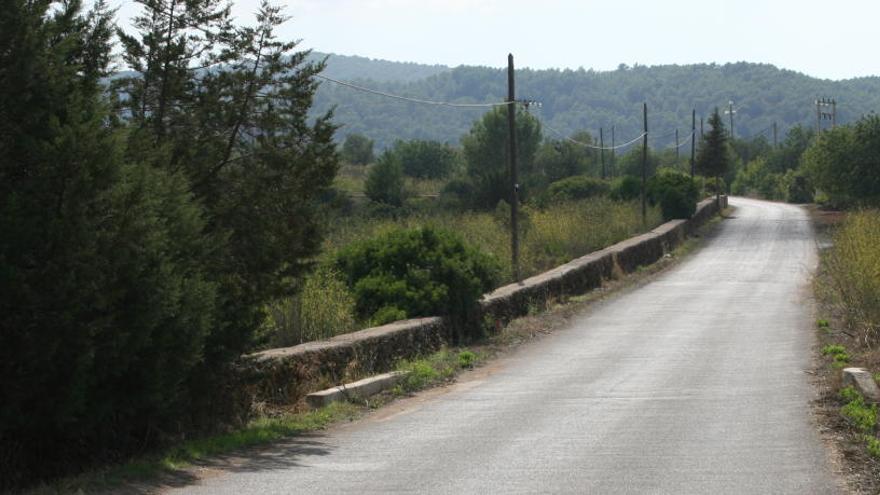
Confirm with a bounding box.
[246,196,727,407]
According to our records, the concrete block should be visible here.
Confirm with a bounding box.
[306,371,409,409]
[842,367,880,403]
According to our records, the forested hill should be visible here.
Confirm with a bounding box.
[310,52,450,82]
[311,57,880,150]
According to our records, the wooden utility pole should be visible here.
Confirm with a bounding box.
[610,126,616,177]
[690,109,696,177]
[600,127,606,179]
[832,99,837,128]
[700,117,704,138]
[773,121,778,147]
[725,100,736,139]
[816,98,822,133]
[641,102,648,228]
[507,54,520,283]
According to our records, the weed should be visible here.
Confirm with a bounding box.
[817,318,830,328]
[840,386,878,433]
[822,344,847,356]
[458,350,476,369]
[865,435,880,458]
[833,353,851,368]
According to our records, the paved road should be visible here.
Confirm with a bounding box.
[168,197,841,494]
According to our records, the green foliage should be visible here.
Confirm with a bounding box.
[647,169,699,220]
[839,387,878,433]
[732,157,784,199]
[461,106,543,209]
[821,344,847,356]
[365,152,405,206]
[534,133,598,185]
[313,61,880,151]
[804,115,880,207]
[542,176,610,205]
[0,0,224,485]
[260,267,357,346]
[340,133,374,165]
[695,108,732,183]
[866,435,880,458]
[458,350,477,368]
[610,175,642,201]
[817,319,830,328]
[390,139,459,179]
[334,227,500,333]
[1,0,340,486]
[616,144,660,178]
[781,169,814,203]
[824,211,880,344]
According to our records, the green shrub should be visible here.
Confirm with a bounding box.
[821,344,847,356]
[365,152,405,206]
[840,387,878,433]
[341,133,374,165]
[458,350,477,368]
[391,139,460,179]
[543,176,610,204]
[334,227,500,337]
[610,175,642,201]
[781,169,814,203]
[703,176,727,196]
[647,169,699,220]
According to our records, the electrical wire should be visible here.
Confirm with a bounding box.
[540,118,646,151]
[314,74,514,108]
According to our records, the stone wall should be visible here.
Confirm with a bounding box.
[245,196,727,407]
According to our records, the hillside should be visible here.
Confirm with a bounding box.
[311,57,880,150]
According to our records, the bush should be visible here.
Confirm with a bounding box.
[610,175,642,201]
[781,169,814,203]
[334,227,500,338]
[542,176,610,205]
[647,169,699,220]
[365,152,405,206]
[341,133,374,165]
[392,139,459,179]
[703,176,727,196]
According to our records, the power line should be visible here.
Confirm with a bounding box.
[314,74,513,108]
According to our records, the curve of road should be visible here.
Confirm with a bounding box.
[167,197,841,494]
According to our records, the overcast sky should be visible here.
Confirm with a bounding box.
[114,0,878,80]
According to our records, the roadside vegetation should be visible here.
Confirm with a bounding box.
[809,118,880,490]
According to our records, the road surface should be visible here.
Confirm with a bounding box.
[166,197,841,494]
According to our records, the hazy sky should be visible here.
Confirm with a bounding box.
[114,0,878,80]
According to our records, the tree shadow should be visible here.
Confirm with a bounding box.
[121,433,334,493]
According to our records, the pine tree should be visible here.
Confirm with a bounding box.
[115,0,339,366]
[695,107,731,207]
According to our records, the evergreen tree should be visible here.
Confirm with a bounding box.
[115,0,339,366]
[365,150,405,206]
[341,133,375,165]
[0,0,217,485]
[695,108,731,207]
[461,106,542,209]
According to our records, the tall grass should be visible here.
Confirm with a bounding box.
[825,210,880,346]
[261,266,357,347]
[262,197,662,346]
[324,197,662,284]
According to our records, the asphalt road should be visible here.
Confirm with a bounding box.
[167,197,841,494]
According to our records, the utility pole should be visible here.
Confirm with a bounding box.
[832,99,837,128]
[700,117,704,138]
[816,97,837,133]
[610,126,616,177]
[600,127,606,179]
[725,100,736,139]
[690,109,696,177]
[641,102,648,228]
[506,54,520,284]
[773,121,778,148]
[674,128,680,164]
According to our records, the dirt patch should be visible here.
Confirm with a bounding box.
[809,206,880,495]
